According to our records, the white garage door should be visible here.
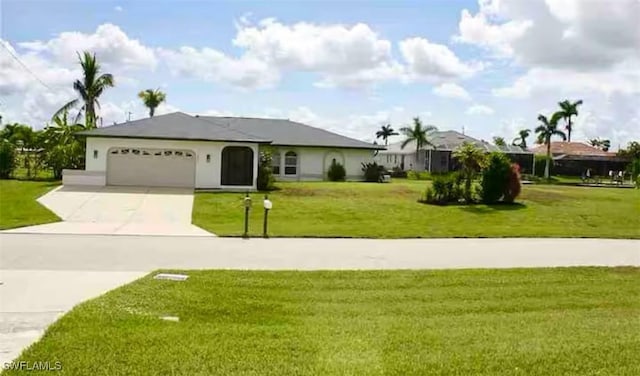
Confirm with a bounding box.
[107,147,196,188]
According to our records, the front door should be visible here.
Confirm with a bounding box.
[221,146,254,186]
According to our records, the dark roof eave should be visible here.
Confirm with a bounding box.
[79,134,272,144]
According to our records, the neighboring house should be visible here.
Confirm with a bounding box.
[376,130,533,173]
[67,112,382,190]
[530,142,629,176]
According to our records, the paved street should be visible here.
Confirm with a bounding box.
[2,234,639,271]
[1,233,638,366]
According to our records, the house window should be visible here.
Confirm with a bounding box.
[424,152,430,170]
[93,150,98,159]
[272,152,281,175]
[284,151,297,175]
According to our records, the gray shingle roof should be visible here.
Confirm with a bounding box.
[380,130,532,154]
[77,112,270,143]
[201,116,383,150]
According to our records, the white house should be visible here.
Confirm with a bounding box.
[65,112,382,190]
[376,130,533,173]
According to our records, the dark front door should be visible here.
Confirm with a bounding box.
[221,146,254,186]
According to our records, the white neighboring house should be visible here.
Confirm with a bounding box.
[65,112,382,190]
[376,130,533,173]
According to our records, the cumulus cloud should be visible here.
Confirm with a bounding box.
[433,83,472,100]
[18,23,157,70]
[159,47,279,90]
[400,37,483,81]
[163,18,480,89]
[466,104,495,115]
[455,0,640,71]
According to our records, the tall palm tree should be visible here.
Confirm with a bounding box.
[557,99,583,142]
[535,112,566,179]
[375,124,398,146]
[512,129,531,149]
[55,51,114,129]
[138,89,167,117]
[399,117,437,170]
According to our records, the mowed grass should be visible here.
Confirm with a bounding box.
[8,268,640,375]
[0,180,60,229]
[193,180,640,238]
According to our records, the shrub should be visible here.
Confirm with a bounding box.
[481,152,511,204]
[327,159,346,181]
[407,170,431,180]
[423,173,464,204]
[390,166,406,178]
[0,140,16,179]
[257,151,276,191]
[361,162,385,182]
[504,163,522,203]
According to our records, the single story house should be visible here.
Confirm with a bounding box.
[530,142,629,176]
[376,130,534,173]
[66,112,383,190]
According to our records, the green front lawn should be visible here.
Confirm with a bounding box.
[0,180,60,229]
[193,180,640,238]
[9,268,640,375]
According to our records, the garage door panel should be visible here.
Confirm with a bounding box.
[107,148,196,188]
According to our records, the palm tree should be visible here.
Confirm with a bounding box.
[512,129,531,149]
[535,112,566,179]
[375,124,398,146]
[453,142,486,202]
[55,51,114,129]
[557,99,583,142]
[138,89,167,117]
[400,117,437,171]
[589,138,611,152]
[493,136,506,147]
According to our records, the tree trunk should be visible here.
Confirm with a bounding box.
[544,141,551,179]
[567,118,572,142]
[150,107,155,118]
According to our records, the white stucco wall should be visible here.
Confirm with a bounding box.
[86,137,259,189]
[267,146,376,181]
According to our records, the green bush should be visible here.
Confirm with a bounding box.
[361,162,385,182]
[481,152,512,204]
[422,173,464,205]
[407,170,431,180]
[257,151,276,191]
[390,166,407,178]
[0,140,16,179]
[327,159,346,181]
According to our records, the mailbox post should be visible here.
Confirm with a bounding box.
[263,194,272,238]
[243,193,252,238]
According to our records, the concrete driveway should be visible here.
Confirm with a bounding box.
[4,186,213,236]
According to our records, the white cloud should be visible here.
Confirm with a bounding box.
[455,0,639,70]
[433,83,472,100]
[399,37,483,81]
[466,104,494,115]
[164,18,479,89]
[19,23,157,71]
[492,63,640,98]
[159,47,279,90]
[114,6,123,12]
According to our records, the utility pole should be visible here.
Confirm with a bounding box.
[127,111,132,121]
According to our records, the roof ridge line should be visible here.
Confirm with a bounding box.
[195,115,269,141]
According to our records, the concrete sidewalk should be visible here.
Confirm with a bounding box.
[0,270,145,365]
[2,234,639,271]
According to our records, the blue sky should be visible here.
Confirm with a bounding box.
[1,0,638,149]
